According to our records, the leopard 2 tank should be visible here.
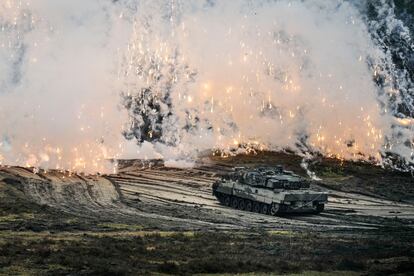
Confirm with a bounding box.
[212,166,327,215]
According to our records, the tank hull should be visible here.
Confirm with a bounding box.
[213,179,328,215]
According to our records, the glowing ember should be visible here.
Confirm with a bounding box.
[0,0,414,173]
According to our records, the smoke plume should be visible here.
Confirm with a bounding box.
[1,0,414,173]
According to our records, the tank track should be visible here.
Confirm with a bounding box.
[213,191,324,215]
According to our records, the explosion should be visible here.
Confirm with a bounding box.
[1,0,414,173]
[119,0,408,166]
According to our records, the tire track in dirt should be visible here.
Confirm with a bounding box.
[1,160,413,232]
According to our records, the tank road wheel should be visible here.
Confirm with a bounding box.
[215,193,224,204]
[315,203,325,214]
[245,200,253,212]
[238,199,246,210]
[270,203,280,216]
[224,196,231,206]
[260,204,270,215]
[231,197,239,209]
[253,202,261,213]
[219,195,226,205]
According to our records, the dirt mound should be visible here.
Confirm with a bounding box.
[1,153,413,275]
[1,152,413,232]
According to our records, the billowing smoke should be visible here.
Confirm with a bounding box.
[0,0,133,172]
[1,0,414,173]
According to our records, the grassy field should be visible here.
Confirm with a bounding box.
[1,153,414,275]
[1,229,413,275]
[0,179,413,275]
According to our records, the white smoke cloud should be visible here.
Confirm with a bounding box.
[120,0,404,163]
[0,0,413,173]
[0,0,133,172]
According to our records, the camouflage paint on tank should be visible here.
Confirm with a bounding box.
[212,166,328,214]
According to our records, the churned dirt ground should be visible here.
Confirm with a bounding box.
[0,152,413,275]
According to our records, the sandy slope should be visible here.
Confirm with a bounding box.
[1,154,413,232]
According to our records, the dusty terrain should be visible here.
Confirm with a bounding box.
[0,152,413,275]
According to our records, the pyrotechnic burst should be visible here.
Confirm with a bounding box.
[120,0,413,169]
[0,0,414,173]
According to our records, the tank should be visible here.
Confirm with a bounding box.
[212,166,328,215]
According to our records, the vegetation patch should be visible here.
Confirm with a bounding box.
[98,223,144,231]
[0,230,412,275]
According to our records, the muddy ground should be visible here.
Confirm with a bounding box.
[0,152,413,275]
